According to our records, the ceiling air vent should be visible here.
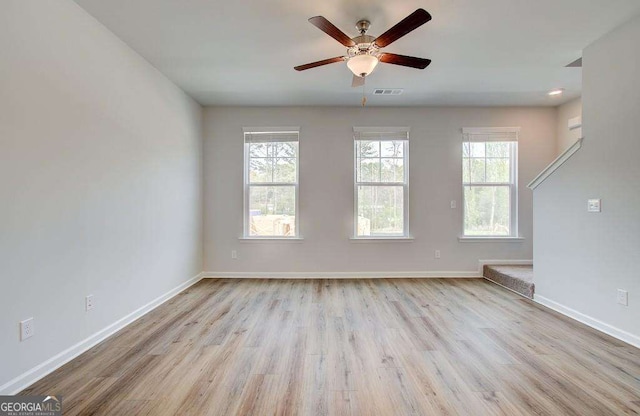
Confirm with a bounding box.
[373,88,404,96]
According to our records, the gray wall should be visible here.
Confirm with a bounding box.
[0,0,203,390]
[556,97,583,154]
[534,15,640,343]
[204,106,557,274]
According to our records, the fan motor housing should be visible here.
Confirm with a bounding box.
[348,34,379,59]
[352,34,376,45]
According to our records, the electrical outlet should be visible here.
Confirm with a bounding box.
[588,199,601,212]
[450,200,456,209]
[86,295,94,311]
[20,318,34,341]
[617,289,628,306]
[435,250,441,259]
[231,250,238,259]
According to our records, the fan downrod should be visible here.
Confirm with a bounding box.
[355,20,371,35]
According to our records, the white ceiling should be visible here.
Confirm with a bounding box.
[73,0,640,107]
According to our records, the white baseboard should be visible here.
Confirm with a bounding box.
[202,271,481,279]
[0,272,204,395]
[477,259,533,275]
[534,294,640,349]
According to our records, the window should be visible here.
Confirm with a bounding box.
[354,127,409,237]
[462,127,519,237]
[244,129,299,238]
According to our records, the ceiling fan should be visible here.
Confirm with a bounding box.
[294,9,432,88]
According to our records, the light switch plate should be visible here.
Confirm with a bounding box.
[587,199,601,212]
[85,295,94,311]
[617,289,628,306]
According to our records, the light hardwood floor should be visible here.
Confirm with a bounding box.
[21,278,640,415]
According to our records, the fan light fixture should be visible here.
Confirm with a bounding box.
[294,9,433,97]
[347,54,379,77]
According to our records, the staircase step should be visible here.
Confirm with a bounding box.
[483,264,534,298]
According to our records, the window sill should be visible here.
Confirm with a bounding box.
[458,236,524,243]
[239,237,304,243]
[350,236,414,242]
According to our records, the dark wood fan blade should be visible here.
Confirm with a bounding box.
[294,56,346,71]
[374,9,432,48]
[379,53,431,69]
[308,16,356,47]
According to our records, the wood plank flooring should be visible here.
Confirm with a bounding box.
[21,279,640,415]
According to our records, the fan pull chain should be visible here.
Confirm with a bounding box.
[361,82,367,107]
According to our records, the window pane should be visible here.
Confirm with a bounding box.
[381,158,404,182]
[249,143,271,158]
[276,142,297,157]
[273,157,296,183]
[357,185,404,236]
[486,142,509,157]
[357,158,380,182]
[381,141,404,157]
[249,158,273,183]
[470,142,485,157]
[486,158,510,183]
[249,186,296,236]
[464,186,510,236]
[358,141,380,158]
[470,158,485,182]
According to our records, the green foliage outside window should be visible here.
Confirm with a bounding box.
[356,140,406,236]
[463,141,514,236]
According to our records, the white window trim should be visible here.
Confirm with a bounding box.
[238,237,304,242]
[243,128,300,239]
[458,236,524,242]
[462,126,521,137]
[353,128,410,239]
[461,127,519,239]
[349,236,414,242]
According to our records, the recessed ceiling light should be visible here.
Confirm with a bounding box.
[548,88,564,96]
